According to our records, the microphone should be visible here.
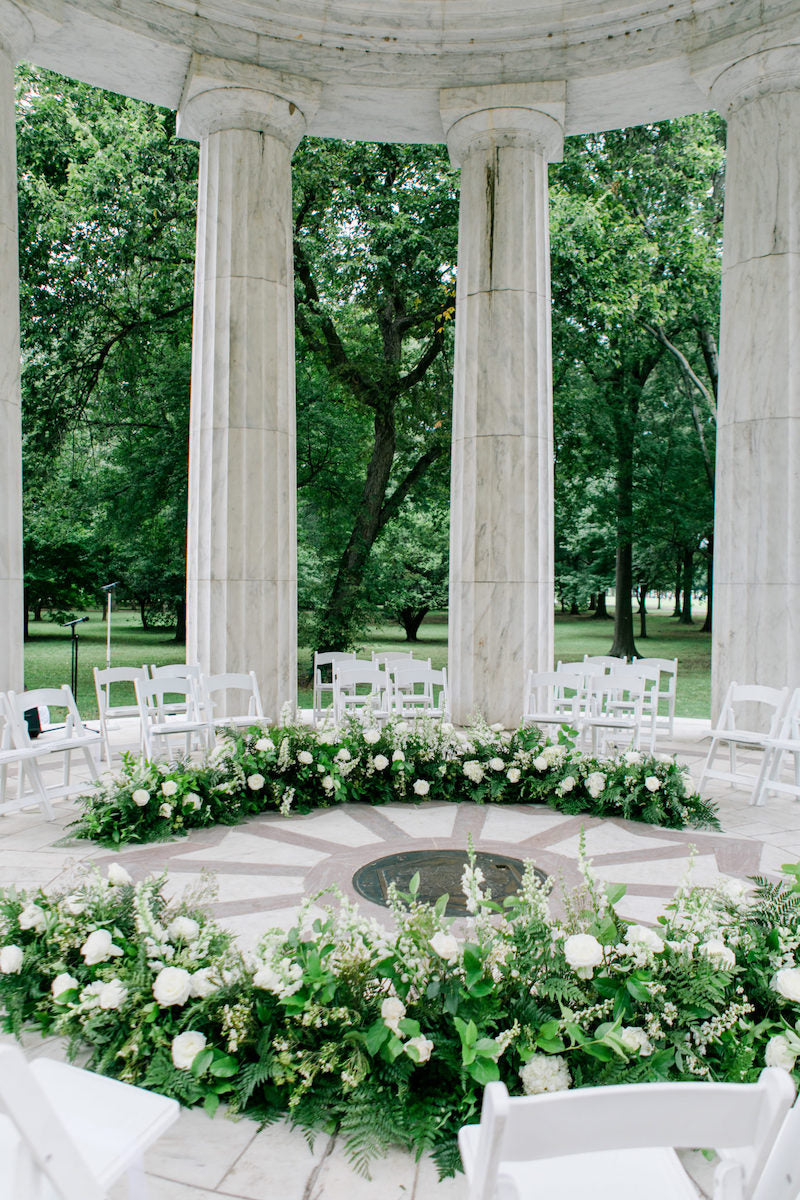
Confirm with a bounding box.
[62,617,89,628]
[102,581,121,592]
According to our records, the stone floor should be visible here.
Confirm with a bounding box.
[3,716,799,1198]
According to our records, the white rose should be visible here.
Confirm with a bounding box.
[98,979,128,1010]
[395,722,409,734]
[625,925,664,954]
[558,775,576,795]
[620,1026,653,1056]
[168,916,200,942]
[381,996,406,1033]
[18,903,47,932]
[507,767,521,784]
[534,755,549,771]
[405,1035,434,1064]
[489,758,505,772]
[624,751,643,766]
[63,894,86,915]
[161,780,178,797]
[132,788,150,806]
[321,775,335,790]
[563,933,604,976]
[644,776,661,792]
[159,803,173,818]
[774,968,800,1003]
[363,729,380,745]
[255,737,272,751]
[190,968,217,998]
[0,945,24,974]
[766,1034,797,1070]
[153,966,192,1006]
[700,939,736,970]
[247,774,265,790]
[373,755,389,771]
[430,931,459,964]
[392,750,405,763]
[171,1030,207,1071]
[51,972,79,998]
[520,1053,572,1095]
[183,793,202,810]
[253,965,281,992]
[297,750,314,765]
[107,863,133,887]
[585,771,606,798]
[413,779,430,796]
[81,929,123,965]
[335,747,352,762]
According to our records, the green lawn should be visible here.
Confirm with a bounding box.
[23,605,711,720]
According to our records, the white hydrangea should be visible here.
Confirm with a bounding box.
[507,767,521,784]
[624,751,643,766]
[585,771,606,798]
[533,755,549,771]
[625,925,664,955]
[335,748,352,763]
[107,863,133,887]
[190,968,218,998]
[255,737,272,751]
[363,729,381,745]
[489,757,505,772]
[520,1053,572,1095]
[700,939,736,970]
[463,760,484,784]
[557,775,576,795]
[97,979,128,1010]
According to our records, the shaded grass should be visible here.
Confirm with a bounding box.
[25,604,711,721]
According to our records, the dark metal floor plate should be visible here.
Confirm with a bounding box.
[352,848,545,916]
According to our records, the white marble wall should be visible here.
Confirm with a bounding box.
[442,85,564,728]
[0,5,32,694]
[179,60,318,719]
[711,50,800,714]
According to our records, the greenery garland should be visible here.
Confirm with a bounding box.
[72,716,718,846]
[2,855,800,1176]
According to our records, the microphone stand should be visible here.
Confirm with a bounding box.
[101,582,121,671]
[63,617,89,698]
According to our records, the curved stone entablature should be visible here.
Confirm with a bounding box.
[12,0,800,139]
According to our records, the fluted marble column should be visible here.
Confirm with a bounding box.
[441,84,564,728]
[0,3,32,693]
[178,59,319,718]
[709,48,800,714]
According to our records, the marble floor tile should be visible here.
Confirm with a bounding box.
[381,803,458,839]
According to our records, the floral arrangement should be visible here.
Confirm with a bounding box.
[72,715,718,845]
[2,851,800,1176]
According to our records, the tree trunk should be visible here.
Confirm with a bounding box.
[680,546,694,625]
[592,590,611,620]
[174,598,186,644]
[672,560,682,617]
[701,533,713,633]
[34,603,43,622]
[638,584,648,639]
[609,394,639,660]
[399,606,428,641]
[23,605,29,642]
[138,597,149,631]
[588,593,597,611]
[570,601,580,616]
[610,545,639,658]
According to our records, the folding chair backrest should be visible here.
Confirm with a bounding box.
[557,660,606,677]
[202,671,263,720]
[137,674,198,715]
[8,686,82,743]
[718,682,788,735]
[335,664,388,692]
[584,655,628,668]
[524,670,584,711]
[0,1044,104,1200]
[94,666,147,714]
[313,651,356,680]
[467,1073,794,1200]
[372,651,414,666]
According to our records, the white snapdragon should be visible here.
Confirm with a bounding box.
[171,1030,207,1070]
[153,966,193,1006]
[520,1053,571,1095]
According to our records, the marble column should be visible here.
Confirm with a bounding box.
[708,48,800,715]
[178,60,319,719]
[0,3,32,694]
[440,84,564,728]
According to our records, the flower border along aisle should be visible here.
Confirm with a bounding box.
[3,854,800,1177]
[72,716,718,846]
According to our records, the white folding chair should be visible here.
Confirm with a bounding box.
[753,686,800,806]
[93,666,148,764]
[557,660,607,677]
[522,671,585,737]
[583,655,628,668]
[582,671,647,756]
[200,670,267,733]
[149,663,202,716]
[459,1070,795,1200]
[372,651,415,667]
[135,674,213,761]
[391,663,448,719]
[312,652,357,723]
[700,682,789,799]
[613,662,661,752]
[634,656,678,735]
[333,663,391,723]
[7,686,101,801]
[0,693,54,820]
[0,1042,179,1200]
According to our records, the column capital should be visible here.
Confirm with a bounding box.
[440,82,565,166]
[696,43,800,118]
[177,54,321,149]
[0,0,33,60]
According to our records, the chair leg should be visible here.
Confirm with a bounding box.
[699,736,720,791]
[752,747,775,807]
[21,760,54,821]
